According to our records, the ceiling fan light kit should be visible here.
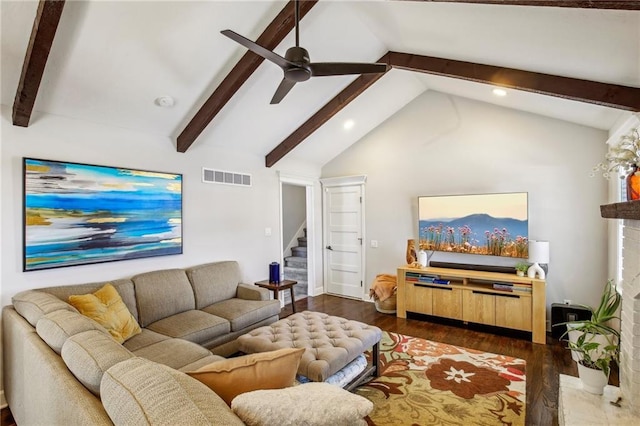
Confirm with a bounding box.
[221,0,389,104]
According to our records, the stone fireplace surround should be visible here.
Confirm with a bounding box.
[559,202,640,424]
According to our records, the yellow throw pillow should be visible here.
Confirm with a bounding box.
[68,284,141,344]
[187,347,305,406]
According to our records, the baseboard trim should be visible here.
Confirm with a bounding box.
[1,390,7,409]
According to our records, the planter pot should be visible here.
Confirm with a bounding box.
[566,325,616,363]
[516,271,525,277]
[577,362,609,395]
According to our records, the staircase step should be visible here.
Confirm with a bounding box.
[283,266,307,282]
[284,256,307,268]
[291,246,307,257]
[297,237,307,247]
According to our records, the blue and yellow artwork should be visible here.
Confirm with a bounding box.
[23,158,182,271]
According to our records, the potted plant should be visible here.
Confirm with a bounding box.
[565,329,619,394]
[559,279,621,394]
[514,262,529,277]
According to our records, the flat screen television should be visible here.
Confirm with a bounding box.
[418,192,528,259]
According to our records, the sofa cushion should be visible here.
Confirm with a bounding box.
[146,310,230,344]
[202,299,280,332]
[133,269,196,327]
[231,382,374,426]
[185,261,241,308]
[186,347,305,406]
[123,328,170,352]
[68,283,141,344]
[12,290,77,326]
[101,357,244,426]
[131,337,216,371]
[61,330,134,396]
[41,279,139,322]
[36,310,109,354]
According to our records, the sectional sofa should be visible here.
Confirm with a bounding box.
[3,260,284,424]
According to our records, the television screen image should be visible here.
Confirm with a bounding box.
[418,192,528,259]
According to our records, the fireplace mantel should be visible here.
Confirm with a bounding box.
[600,200,640,220]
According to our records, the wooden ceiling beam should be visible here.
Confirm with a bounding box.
[266,51,639,167]
[388,51,640,111]
[12,0,66,127]
[265,53,391,168]
[177,0,319,153]
[396,0,640,10]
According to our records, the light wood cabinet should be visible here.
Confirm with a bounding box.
[397,266,546,344]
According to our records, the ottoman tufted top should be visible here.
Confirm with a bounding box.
[237,311,382,382]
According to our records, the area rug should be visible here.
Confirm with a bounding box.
[356,332,526,426]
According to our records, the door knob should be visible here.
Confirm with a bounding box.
[326,245,333,250]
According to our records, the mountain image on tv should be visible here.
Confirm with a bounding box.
[418,193,528,258]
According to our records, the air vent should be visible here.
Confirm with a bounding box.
[202,168,251,187]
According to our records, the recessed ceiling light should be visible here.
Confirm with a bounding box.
[343,119,355,130]
[154,96,175,107]
[492,88,507,97]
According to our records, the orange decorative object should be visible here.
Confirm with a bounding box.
[628,168,640,201]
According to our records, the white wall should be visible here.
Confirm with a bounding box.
[282,184,306,253]
[322,91,610,317]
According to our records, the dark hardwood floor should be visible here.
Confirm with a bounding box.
[0,294,615,426]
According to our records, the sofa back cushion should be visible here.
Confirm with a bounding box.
[61,330,133,396]
[101,357,244,426]
[12,290,77,327]
[36,310,110,354]
[185,261,241,308]
[133,269,195,327]
[43,279,139,322]
[68,283,142,344]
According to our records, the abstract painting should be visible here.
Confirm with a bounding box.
[23,158,182,271]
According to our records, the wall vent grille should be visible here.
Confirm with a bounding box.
[202,168,252,187]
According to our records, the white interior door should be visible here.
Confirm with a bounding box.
[323,184,364,299]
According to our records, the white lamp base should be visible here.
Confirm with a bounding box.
[527,262,545,279]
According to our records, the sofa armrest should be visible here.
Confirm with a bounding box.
[237,284,270,301]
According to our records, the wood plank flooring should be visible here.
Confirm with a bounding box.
[0,294,616,426]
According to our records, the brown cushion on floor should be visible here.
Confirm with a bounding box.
[201,298,280,332]
[146,310,230,344]
[237,311,382,382]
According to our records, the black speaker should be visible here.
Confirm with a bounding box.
[429,261,515,274]
[551,303,591,339]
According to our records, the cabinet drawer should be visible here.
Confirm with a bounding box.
[495,293,532,331]
[405,283,433,315]
[432,286,462,319]
[462,290,495,326]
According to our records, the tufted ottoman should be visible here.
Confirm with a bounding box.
[237,311,382,390]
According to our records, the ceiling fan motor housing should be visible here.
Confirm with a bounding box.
[284,46,311,81]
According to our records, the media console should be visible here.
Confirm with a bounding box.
[397,266,547,344]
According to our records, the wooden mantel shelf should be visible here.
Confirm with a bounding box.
[600,200,640,220]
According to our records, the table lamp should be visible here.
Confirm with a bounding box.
[527,240,549,279]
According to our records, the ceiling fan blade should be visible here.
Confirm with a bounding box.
[310,62,390,77]
[221,30,293,70]
[270,78,297,104]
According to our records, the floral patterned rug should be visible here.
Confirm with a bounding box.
[356,332,526,425]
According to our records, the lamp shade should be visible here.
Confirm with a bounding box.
[528,240,549,264]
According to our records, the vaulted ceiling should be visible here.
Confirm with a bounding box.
[2,1,639,168]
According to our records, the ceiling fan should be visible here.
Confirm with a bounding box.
[221,0,390,104]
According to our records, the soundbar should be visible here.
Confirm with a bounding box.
[429,261,516,275]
